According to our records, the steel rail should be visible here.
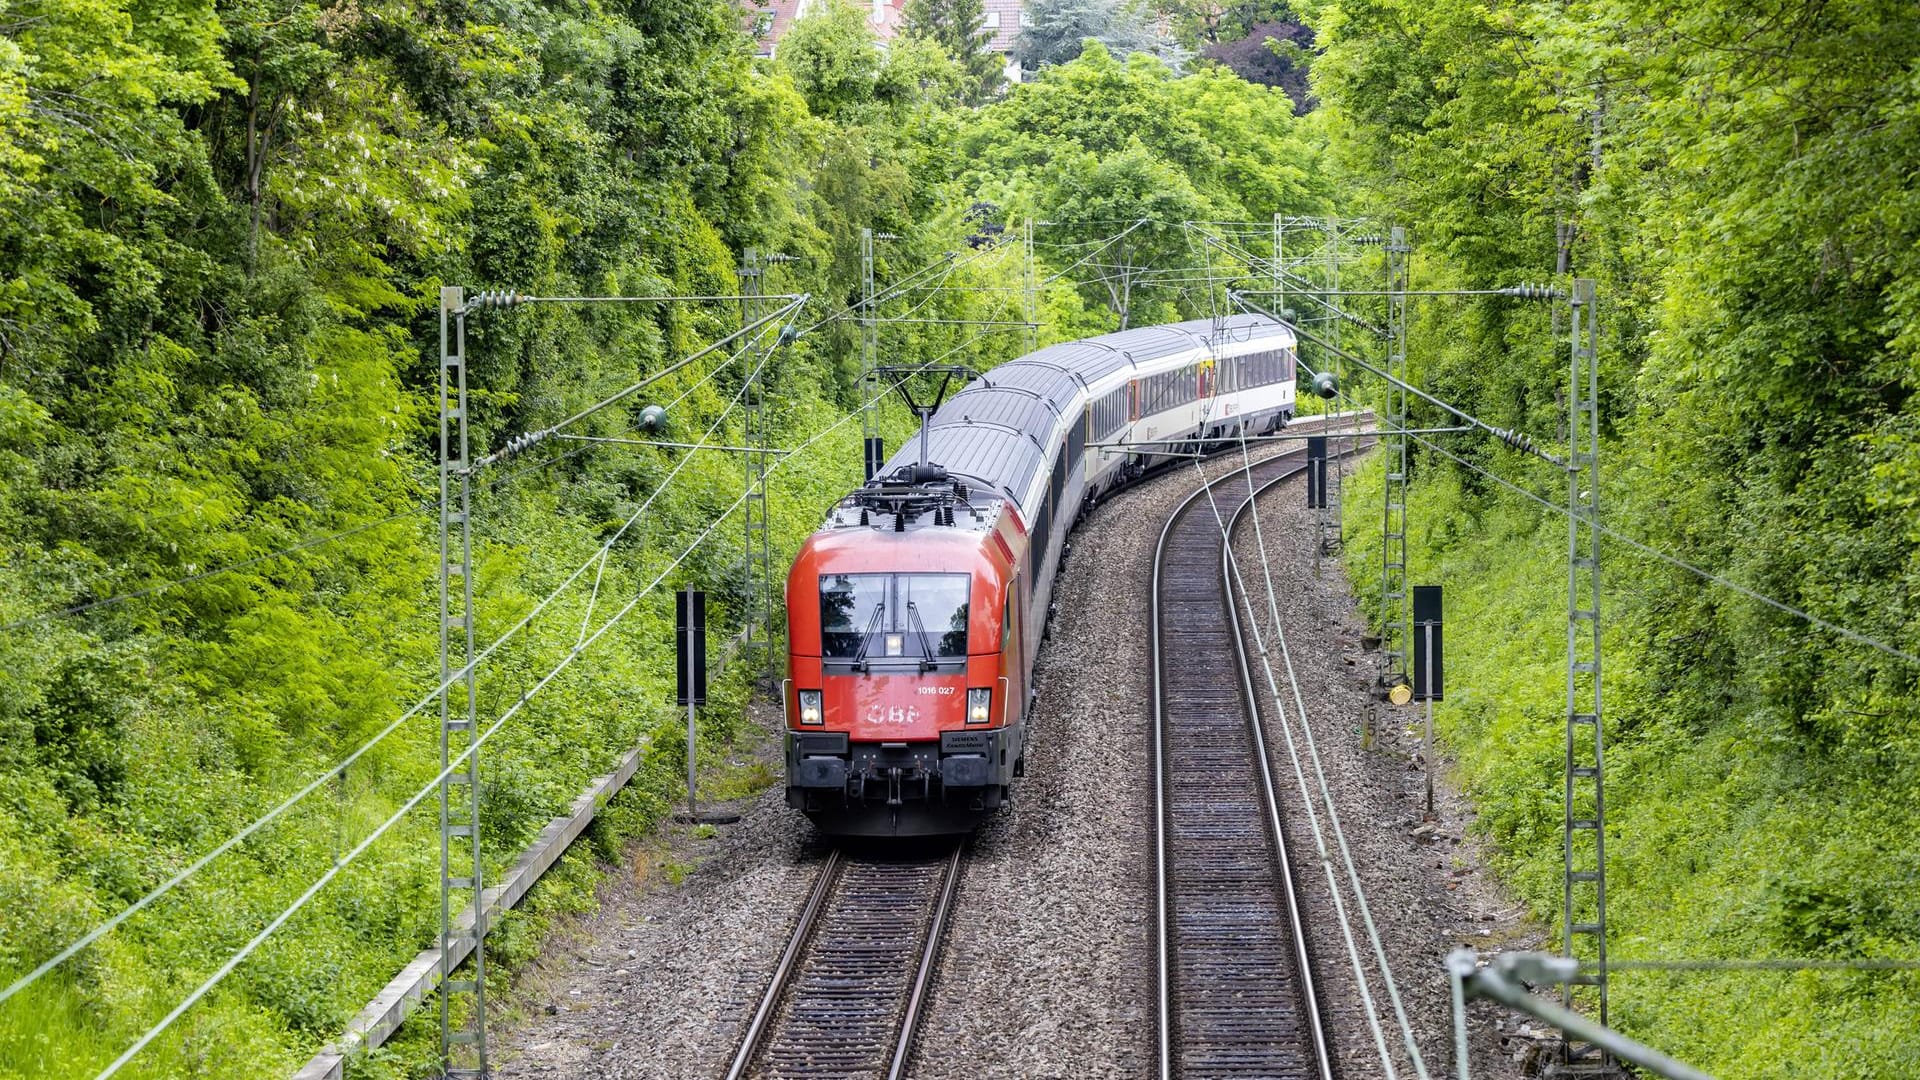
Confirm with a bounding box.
[1222,459,1343,1080]
[727,843,963,1080]
[888,843,966,1080]
[725,848,845,1080]
[1140,405,1357,1068]
[1150,478,1177,1080]
[1149,443,1336,1080]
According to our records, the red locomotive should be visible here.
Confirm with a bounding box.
[783,316,1299,835]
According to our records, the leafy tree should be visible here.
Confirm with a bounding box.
[1013,0,1174,70]
[1200,20,1312,111]
[779,0,886,120]
[875,34,972,111]
[1308,0,1920,1071]
[901,0,1004,102]
[957,44,1327,324]
[1163,0,1290,46]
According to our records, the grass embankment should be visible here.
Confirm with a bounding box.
[1341,453,1920,1079]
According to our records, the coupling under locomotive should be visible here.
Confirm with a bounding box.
[782,315,1299,837]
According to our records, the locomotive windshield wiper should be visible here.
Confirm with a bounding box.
[905,601,937,673]
[851,601,886,671]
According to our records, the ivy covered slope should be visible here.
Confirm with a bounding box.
[0,0,1327,1074]
[1313,0,1920,1074]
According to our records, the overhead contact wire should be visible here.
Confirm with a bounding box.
[1182,445,1407,1080]
[87,359,986,1077]
[0,310,798,1009]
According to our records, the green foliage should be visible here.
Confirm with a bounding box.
[901,0,1004,103]
[1159,0,1292,48]
[954,44,1329,326]
[778,0,887,120]
[0,0,1336,1072]
[1012,0,1175,72]
[1316,0,1920,1070]
[1342,457,1920,1078]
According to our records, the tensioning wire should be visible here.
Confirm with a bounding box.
[526,295,807,447]
[1037,219,1152,288]
[1181,435,1431,1080]
[87,358,968,1079]
[790,242,1010,341]
[1391,421,1920,668]
[0,309,800,1010]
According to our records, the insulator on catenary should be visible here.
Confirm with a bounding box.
[498,429,551,458]
[1498,283,1562,300]
[1488,426,1538,454]
[469,289,528,310]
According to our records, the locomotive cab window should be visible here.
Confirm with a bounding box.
[820,573,969,665]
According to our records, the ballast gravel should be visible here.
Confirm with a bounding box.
[488,702,828,1080]
[493,433,1542,1079]
[1220,440,1541,1080]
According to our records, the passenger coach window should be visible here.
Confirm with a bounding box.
[820,573,969,661]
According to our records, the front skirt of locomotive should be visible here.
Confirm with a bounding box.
[784,728,1016,837]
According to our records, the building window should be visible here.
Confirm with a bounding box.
[982,11,1001,27]
[1019,10,1032,25]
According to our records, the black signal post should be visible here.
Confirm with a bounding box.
[676,588,709,822]
[1306,435,1328,509]
[1413,584,1443,818]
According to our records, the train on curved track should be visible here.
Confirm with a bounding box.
[782,315,1301,836]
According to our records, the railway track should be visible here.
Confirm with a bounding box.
[726,844,963,1080]
[1151,447,1337,1080]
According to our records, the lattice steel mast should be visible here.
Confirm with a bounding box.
[1023,218,1038,352]
[1561,276,1610,1071]
[1380,227,1412,691]
[438,286,487,1077]
[741,249,774,678]
[860,228,880,468]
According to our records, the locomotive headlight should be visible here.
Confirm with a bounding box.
[798,689,823,725]
[966,687,992,725]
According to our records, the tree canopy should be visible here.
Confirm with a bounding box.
[1012,0,1177,72]
[1309,0,1920,1071]
[901,0,1004,102]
